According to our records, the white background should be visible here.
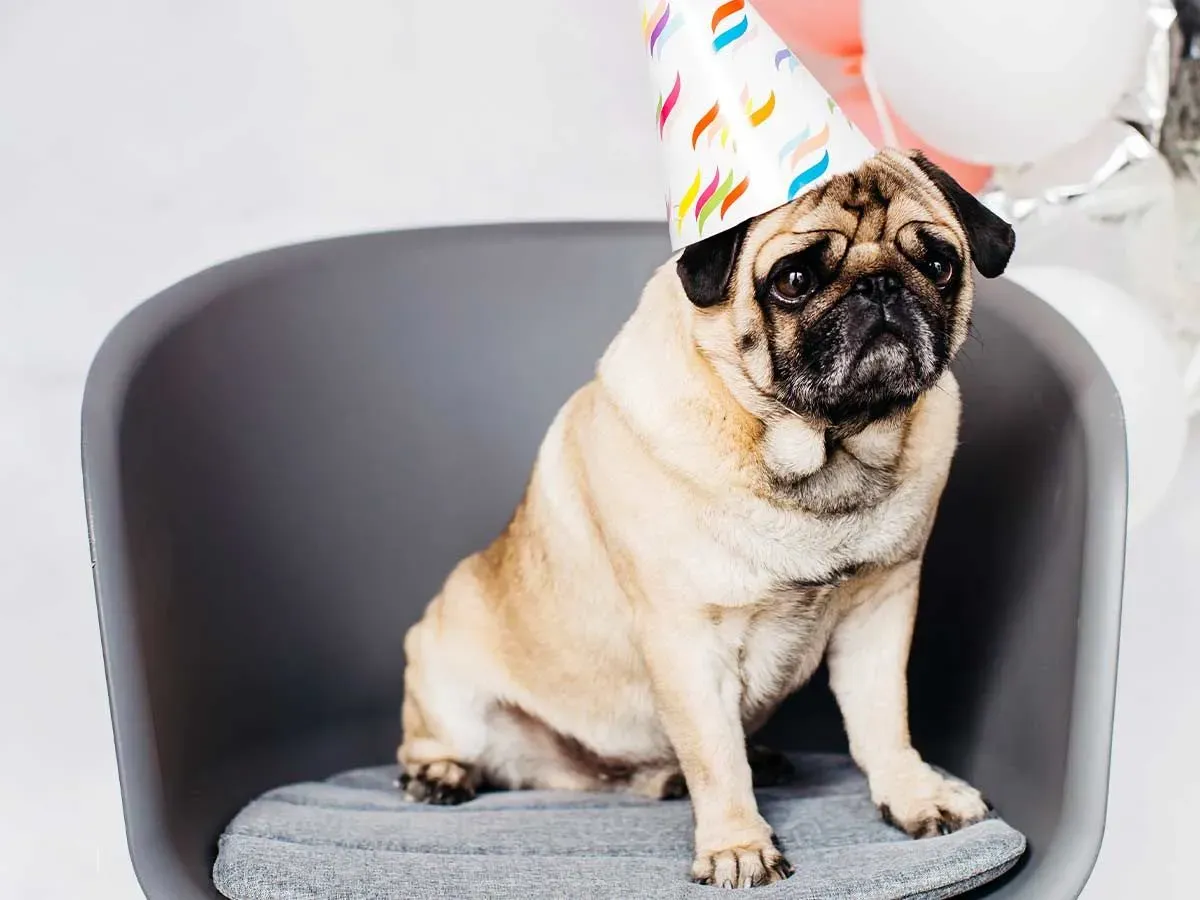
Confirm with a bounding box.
[1,2,1198,897]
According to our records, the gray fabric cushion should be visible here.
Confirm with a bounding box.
[214,754,1025,899]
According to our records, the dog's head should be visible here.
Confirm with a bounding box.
[676,149,1014,430]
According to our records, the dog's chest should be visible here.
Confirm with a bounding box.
[726,418,925,585]
[708,588,841,726]
[714,478,919,596]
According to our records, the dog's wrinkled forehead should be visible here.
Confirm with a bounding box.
[742,153,964,283]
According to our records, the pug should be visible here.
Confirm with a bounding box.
[397,149,1015,888]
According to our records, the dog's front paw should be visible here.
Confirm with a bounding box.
[397,760,477,806]
[692,839,794,889]
[875,762,989,838]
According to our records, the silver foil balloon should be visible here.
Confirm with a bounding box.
[981,0,1200,413]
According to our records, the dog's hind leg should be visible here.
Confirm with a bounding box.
[396,594,494,806]
[397,693,483,805]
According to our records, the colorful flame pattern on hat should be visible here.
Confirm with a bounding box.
[779,122,832,199]
[643,1,684,57]
[711,1,749,52]
[656,73,682,136]
[673,167,751,237]
[643,1,877,249]
[740,86,776,127]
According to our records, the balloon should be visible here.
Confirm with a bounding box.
[1006,266,1189,527]
[755,0,862,58]
[834,83,992,194]
[862,0,1146,165]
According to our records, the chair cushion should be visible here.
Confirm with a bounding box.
[213,753,1025,899]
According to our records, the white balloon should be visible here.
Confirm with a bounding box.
[862,0,1146,165]
[1005,266,1188,527]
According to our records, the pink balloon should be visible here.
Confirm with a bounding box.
[834,84,993,194]
[756,0,862,58]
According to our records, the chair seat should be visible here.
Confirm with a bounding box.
[213,753,1024,900]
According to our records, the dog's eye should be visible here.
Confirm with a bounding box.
[925,255,955,289]
[771,265,815,305]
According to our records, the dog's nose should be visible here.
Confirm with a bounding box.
[851,272,903,304]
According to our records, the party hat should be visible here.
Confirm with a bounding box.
[639,0,877,250]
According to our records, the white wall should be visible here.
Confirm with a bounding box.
[1,0,664,360]
[0,2,657,896]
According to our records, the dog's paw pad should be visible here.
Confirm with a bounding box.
[398,760,477,806]
[877,770,989,839]
[692,841,793,889]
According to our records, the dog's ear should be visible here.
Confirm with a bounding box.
[676,220,751,307]
[910,151,1015,278]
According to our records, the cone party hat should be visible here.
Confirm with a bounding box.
[640,0,878,250]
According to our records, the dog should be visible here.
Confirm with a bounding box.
[396,148,1015,888]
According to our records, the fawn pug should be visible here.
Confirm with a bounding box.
[397,149,1015,888]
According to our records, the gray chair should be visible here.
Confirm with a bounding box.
[82,223,1127,899]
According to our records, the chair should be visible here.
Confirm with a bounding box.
[82,223,1126,899]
